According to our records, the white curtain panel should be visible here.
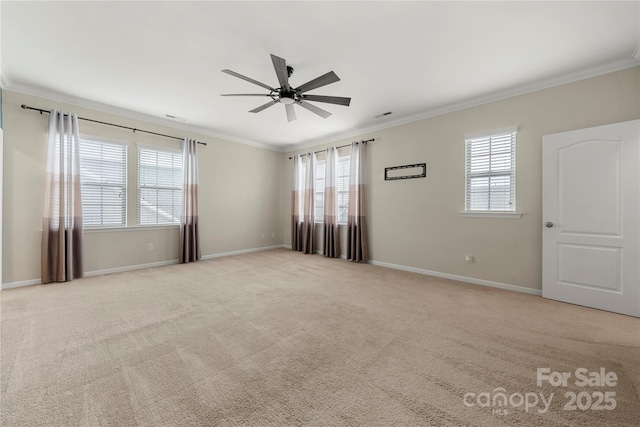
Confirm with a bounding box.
[347,141,368,262]
[323,147,339,258]
[41,110,84,283]
[180,138,201,263]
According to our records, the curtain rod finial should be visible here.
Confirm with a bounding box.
[21,104,27,109]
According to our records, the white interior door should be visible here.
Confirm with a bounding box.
[542,120,640,317]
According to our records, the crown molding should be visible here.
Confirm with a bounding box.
[5,83,284,152]
[6,55,637,155]
[0,63,13,89]
[286,57,640,153]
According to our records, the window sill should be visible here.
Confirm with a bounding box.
[459,211,522,219]
[85,224,180,233]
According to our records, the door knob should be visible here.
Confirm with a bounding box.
[545,222,554,228]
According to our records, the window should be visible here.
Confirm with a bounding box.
[79,138,127,227]
[315,160,325,222]
[138,146,183,225]
[337,156,350,223]
[465,127,516,212]
[312,156,350,223]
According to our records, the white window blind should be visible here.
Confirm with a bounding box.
[465,127,516,212]
[138,146,183,225]
[79,139,127,227]
[315,160,325,222]
[337,156,350,223]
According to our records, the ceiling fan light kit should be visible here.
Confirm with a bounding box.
[221,54,351,122]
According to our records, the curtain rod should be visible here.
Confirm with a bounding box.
[20,104,207,146]
[288,138,375,159]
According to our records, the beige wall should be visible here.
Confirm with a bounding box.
[3,90,283,284]
[282,67,640,291]
[4,67,638,288]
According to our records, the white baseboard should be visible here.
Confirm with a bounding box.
[2,247,540,297]
[201,245,286,260]
[368,260,542,296]
[2,278,41,290]
[2,245,288,290]
[1,261,182,290]
[84,259,180,277]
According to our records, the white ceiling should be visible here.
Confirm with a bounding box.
[2,1,639,151]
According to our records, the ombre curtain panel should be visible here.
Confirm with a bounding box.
[301,153,316,254]
[41,110,84,284]
[291,154,303,251]
[347,141,369,262]
[323,147,339,258]
[180,138,201,263]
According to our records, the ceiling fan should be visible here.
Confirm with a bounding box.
[221,54,351,122]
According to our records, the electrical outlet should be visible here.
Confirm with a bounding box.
[260,233,265,239]
[465,254,474,263]
[147,243,154,251]
[271,232,276,238]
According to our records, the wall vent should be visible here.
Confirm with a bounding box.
[165,114,186,122]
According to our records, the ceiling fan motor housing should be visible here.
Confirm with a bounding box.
[279,95,296,105]
[269,88,299,104]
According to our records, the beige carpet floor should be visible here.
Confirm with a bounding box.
[1,249,639,426]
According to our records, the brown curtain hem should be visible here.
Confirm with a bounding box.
[323,223,339,258]
[301,221,315,254]
[347,217,368,263]
[179,220,201,264]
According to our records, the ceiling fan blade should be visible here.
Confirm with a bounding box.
[295,71,340,94]
[285,104,297,122]
[271,54,290,91]
[249,100,278,113]
[298,101,331,119]
[222,69,275,91]
[221,94,271,97]
[301,95,351,106]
